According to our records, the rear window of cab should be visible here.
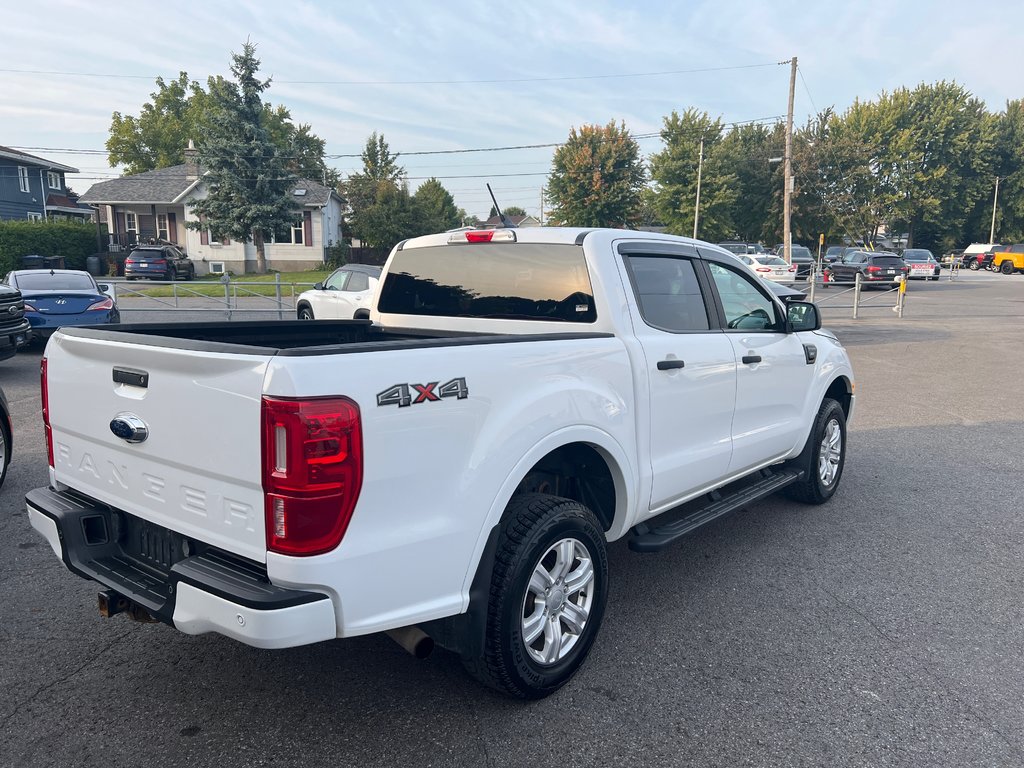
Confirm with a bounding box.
[377,243,596,323]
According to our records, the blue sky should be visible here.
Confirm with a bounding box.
[2,0,1020,219]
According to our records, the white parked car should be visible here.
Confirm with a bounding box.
[296,264,382,320]
[750,255,797,285]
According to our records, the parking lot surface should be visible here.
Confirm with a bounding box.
[1,271,1022,767]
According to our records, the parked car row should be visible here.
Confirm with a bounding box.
[823,251,910,287]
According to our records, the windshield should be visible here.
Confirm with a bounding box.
[826,247,843,256]
[377,243,596,322]
[790,247,812,259]
[16,273,97,291]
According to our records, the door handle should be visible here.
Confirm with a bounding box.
[657,359,685,370]
[741,355,762,365]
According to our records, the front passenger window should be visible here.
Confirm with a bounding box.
[324,270,349,291]
[707,262,781,331]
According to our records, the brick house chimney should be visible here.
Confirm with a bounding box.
[184,139,199,180]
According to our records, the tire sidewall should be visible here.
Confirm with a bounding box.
[496,507,608,697]
[810,400,846,501]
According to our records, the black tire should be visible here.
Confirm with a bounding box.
[462,493,608,699]
[968,260,979,270]
[165,269,175,282]
[785,397,846,504]
[1001,261,1015,275]
[297,305,314,321]
[187,266,195,281]
[0,415,10,489]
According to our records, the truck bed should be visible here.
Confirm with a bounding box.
[58,320,610,355]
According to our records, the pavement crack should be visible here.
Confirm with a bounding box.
[0,628,132,727]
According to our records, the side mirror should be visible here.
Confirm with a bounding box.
[787,301,821,332]
[97,283,110,292]
[313,282,325,290]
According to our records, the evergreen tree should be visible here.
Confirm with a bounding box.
[188,42,299,273]
[414,178,460,231]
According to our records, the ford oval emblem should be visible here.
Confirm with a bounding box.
[110,413,149,444]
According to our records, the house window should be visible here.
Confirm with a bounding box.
[157,214,169,241]
[47,171,61,190]
[27,212,43,221]
[18,167,29,193]
[125,212,138,232]
[273,221,303,245]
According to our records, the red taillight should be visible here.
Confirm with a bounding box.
[866,266,881,273]
[465,231,495,243]
[87,297,114,311]
[788,265,797,272]
[756,267,771,272]
[152,259,167,265]
[41,357,53,468]
[261,396,363,556]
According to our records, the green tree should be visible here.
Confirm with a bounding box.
[546,121,646,227]
[488,204,527,219]
[350,182,426,249]
[107,73,211,174]
[719,122,782,242]
[414,178,460,232]
[106,70,337,184]
[992,99,1024,241]
[649,110,736,241]
[188,42,300,273]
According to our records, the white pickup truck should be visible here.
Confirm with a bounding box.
[28,227,854,699]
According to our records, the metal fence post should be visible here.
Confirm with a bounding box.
[853,273,861,319]
[808,267,817,304]
[275,273,283,320]
[223,275,232,321]
[898,276,907,318]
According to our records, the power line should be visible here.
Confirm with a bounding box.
[8,117,784,164]
[0,61,784,86]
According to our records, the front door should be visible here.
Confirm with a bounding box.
[621,250,737,509]
[704,260,816,473]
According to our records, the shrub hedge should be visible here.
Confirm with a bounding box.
[0,220,104,274]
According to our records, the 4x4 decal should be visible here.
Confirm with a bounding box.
[377,378,469,408]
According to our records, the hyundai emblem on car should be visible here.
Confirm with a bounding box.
[109,413,149,444]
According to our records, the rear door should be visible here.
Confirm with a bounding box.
[619,245,736,508]
[703,258,815,473]
[46,334,273,561]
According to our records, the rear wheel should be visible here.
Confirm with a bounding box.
[786,398,846,504]
[165,269,175,282]
[1001,261,1015,275]
[462,493,608,699]
[968,261,980,271]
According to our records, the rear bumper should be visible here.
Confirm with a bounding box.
[27,486,336,649]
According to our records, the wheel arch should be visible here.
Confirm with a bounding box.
[423,429,633,657]
[824,375,853,419]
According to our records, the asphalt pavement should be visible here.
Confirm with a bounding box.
[1,269,1022,767]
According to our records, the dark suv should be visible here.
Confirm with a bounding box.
[827,251,909,287]
[773,244,815,279]
[125,245,195,281]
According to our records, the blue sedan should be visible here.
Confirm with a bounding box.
[4,269,120,342]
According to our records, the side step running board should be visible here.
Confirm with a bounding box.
[629,468,803,553]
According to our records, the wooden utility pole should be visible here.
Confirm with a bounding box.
[783,56,797,264]
[693,137,704,239]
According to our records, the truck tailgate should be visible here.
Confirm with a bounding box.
[45,333,272,562]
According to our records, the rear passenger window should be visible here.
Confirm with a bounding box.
[346,272,369,292]
[625,256,710,332]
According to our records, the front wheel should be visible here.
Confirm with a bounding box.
[786,397,847,504]
[297,306,314,321]
[462,493,608,699]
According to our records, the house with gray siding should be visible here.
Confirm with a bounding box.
[0,146,91,221]
[80,148,344,274]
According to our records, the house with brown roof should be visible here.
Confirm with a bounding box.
[0,146,92,222]
[79,147,344,274]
